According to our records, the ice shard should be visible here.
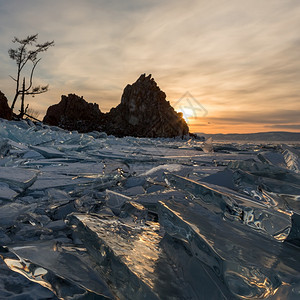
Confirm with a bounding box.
[228,160,300,184]
[0,183,18,201]
[1,242,112,299]
[257,151,287,168]
[281,144,300,173]
[164,173,293,241]
[30,146,65,158]
[158,197,300,299]
[0,203,37,228]
[68,213,198,300]
[0,166,38,189]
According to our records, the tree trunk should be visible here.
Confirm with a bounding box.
[18,78,26,119]
[11,91,19,112]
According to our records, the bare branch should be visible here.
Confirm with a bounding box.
[13,34,38,45]
[36,40,55,52]
[9,75,17,82]
[22,111,42,122]
[25,91,47,95]
[20,50,33,71]
[24,58,41,92]
[24,104,29,114]
[25,85,49,95]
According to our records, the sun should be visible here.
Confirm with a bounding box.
[177,107,194,122]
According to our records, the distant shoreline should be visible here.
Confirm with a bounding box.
[198,131,300,142]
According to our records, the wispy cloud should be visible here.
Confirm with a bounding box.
[265,124,300,130]
[0,0,299,132]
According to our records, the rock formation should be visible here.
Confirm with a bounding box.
[43,74,189,137]
[104,74,189,137]
[0,91,12,120]
[43,94,104,132]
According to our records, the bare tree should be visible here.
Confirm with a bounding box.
[8,34,54,118]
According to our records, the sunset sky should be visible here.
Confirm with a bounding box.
[0,0,299,133]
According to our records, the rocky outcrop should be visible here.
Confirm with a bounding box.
[104,74,189,137]
[0,91,12,120]
[43,94,104,132]
[43,74,189,137]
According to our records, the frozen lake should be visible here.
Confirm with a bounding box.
[0,118,300,299]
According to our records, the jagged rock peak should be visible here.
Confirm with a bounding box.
[0,90,12,120]
[106,73,189,138]
[120,73,164,107]
[136,73,156,85]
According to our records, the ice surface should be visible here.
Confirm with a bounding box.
[233,169,300,196]
[1,242,112,299]
[0,118,299,299]
[164,173,293,241]
[282,144,300,173]
[0,166,38,189]
[68,213,197,299]
[200,169,236,190]
[0,203,37,228]
[105,189,131,214]
[228,159,300,184]
[158,198,300,299]
[0,138,11,157]
[23,149,45,159]
[0,254,56,300]
[122,185,146,196]
[29,173,90,191]
[0,183,18,201]
[258,151,287,168]
[30,146,65,158]
[140,163,191,182]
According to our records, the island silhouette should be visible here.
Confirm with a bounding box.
[43,74,189,138]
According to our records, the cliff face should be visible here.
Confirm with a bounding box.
[0,91,12,120]
[43,74,189,137]
[43,94,104,132]
[104,74,189,137]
